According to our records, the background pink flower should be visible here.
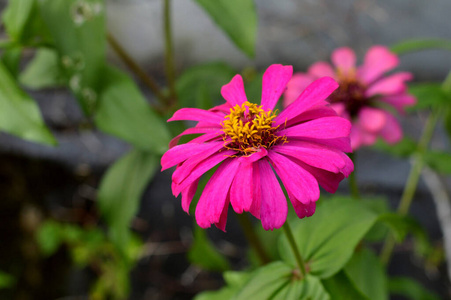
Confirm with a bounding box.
[161,64,354,231]
[284,46,416,149]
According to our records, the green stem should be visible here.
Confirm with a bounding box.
[282,222,307,276]
[107,33,167,108]
[348,152,360,199]
[164,0,177,105]
[380,110,441,265]
[236,214,271,265]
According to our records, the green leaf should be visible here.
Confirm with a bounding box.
[39,0,106,114]
[362,197,391,242]
[1,47,22,78]
[188,226,230,271]
[2,0,35,43]
[344,248,388,300]
[391,39,451,55]
[37,220,63,256]
[408,83,450,111]
[322,271,369,300]
[0,60,56,145]
[444,106,451,141]
[176,62,236,109]
[377,213,426,243]
[98,148,158,246]
[0,271,15,290]
[20,48,65,89]
[95,66,171,153]
[274,275,330,300]
[194,271,251,300]
[424,151,451,175]
[278,197,378,278]
[373,137,417,158]
[388,277,441,300]
[194,0,257,57]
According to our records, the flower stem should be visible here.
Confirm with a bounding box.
[380,109,441,265]
[106,33,167,106]
[163,0,177,105]
[282,222,307,276]
[236,214,271,265]
[348,152,360,199]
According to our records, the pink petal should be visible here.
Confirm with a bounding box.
[230,161,253,214]
[268,151,319,204]
[308,62,336,78]
[275,77,339,126]
[249,161,262,219]
[285,105,338,127]
[283,73,315,108]
[168,108,224,124]
[350,124,377,148]
[181,179,199,213]
[358,107,387,133]
[299,136,353,153]
[365,72,413,97]
[215,197,230,231]
[221,74,248,107]
[380,113,402,144]
[278,116,351,140]
[329,103,346,117]
[272,141,348,174]
[297,160,346,193]
[173,149,235,196]
[161,141,224,171]
[331,47,356,76]
[258,159,288,230]
[357,46,399,84]
[289,194,316,219]
[169,129,223,148]
[261,64,293,111]
[195,159,240,229]
[379,94,416,114]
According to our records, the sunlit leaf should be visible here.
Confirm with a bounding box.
[20,48,65,89]
[95,66,171,153]
[278,197,378,278]
[98,148,158,246]
[2,0,35,43]
[344,248,388,300]
[0,61,56,145]
[188,226,230,272]
[194,0,257,57]
[389,277,441,300]
[391,39,451,55]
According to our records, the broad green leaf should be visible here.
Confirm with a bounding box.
[176,62,236,109]
[234,261,293,300]
[322,271,369,300]
[373,137,417,158]
[377,213,426,243]
[188,226,230,271]
[194,0,257,57]
[0,60,56,145]
[345,248,388,300]
[37,220,63,256]
[278,197,378,278]
[362,197,391,242]
[391,39,451,55]
[98,148,158,246]
[389,277,441,300]
[20,48,65,89]
[39,0,106,114]
[424,151,451,175]
[408,83,450,111]
[1,47,22,78]
[2,0,35,43]
[0,271,15,290]
[95,66,171,153]
[194,271,251,300]
[273,275,330,300]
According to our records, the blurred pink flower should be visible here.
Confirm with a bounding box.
[161,64,353,231]
[284,46,416,149]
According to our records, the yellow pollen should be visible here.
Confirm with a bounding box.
[221,101,286,154]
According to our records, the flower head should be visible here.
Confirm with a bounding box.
[284,46,416,149]
[161,64,354,231]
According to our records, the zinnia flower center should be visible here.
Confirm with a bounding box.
[329,78,367,117]
[221,101,284,155]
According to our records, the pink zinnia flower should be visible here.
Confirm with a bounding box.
[284,46,416,149]
[161,64,354,231]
